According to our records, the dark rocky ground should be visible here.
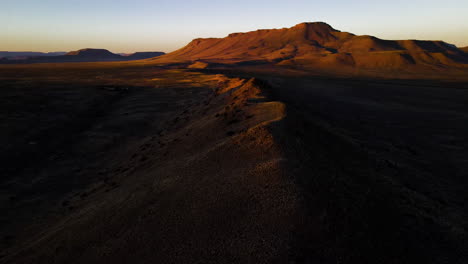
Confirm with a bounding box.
[265,76,468,263]
[1,63,467,263]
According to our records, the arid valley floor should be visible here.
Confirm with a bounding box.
[1,60,468,263]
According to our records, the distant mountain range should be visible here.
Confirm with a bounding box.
[0,51,67,59]
[0,49,165,64]
[150,22,468,74]
[3,25,466,72]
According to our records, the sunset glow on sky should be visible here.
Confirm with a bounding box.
[2,0,468,52]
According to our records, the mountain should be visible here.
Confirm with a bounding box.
[125,52,165,60]
[0,49,165,64]
[64,48,121,58]
[461,46,468,53]
[151,22,468,72]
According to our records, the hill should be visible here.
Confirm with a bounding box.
[461,46,468,53]
[151,22,468,74]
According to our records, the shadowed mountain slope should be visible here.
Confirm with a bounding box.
[125,52,166,60]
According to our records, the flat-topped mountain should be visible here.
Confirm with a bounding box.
[65,48,121,58]
[152,22,468,73]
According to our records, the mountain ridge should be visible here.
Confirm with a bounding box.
[150,22,468,74]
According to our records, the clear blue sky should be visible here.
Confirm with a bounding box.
[2,0,467,52]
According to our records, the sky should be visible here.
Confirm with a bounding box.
[2,0,468,53]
